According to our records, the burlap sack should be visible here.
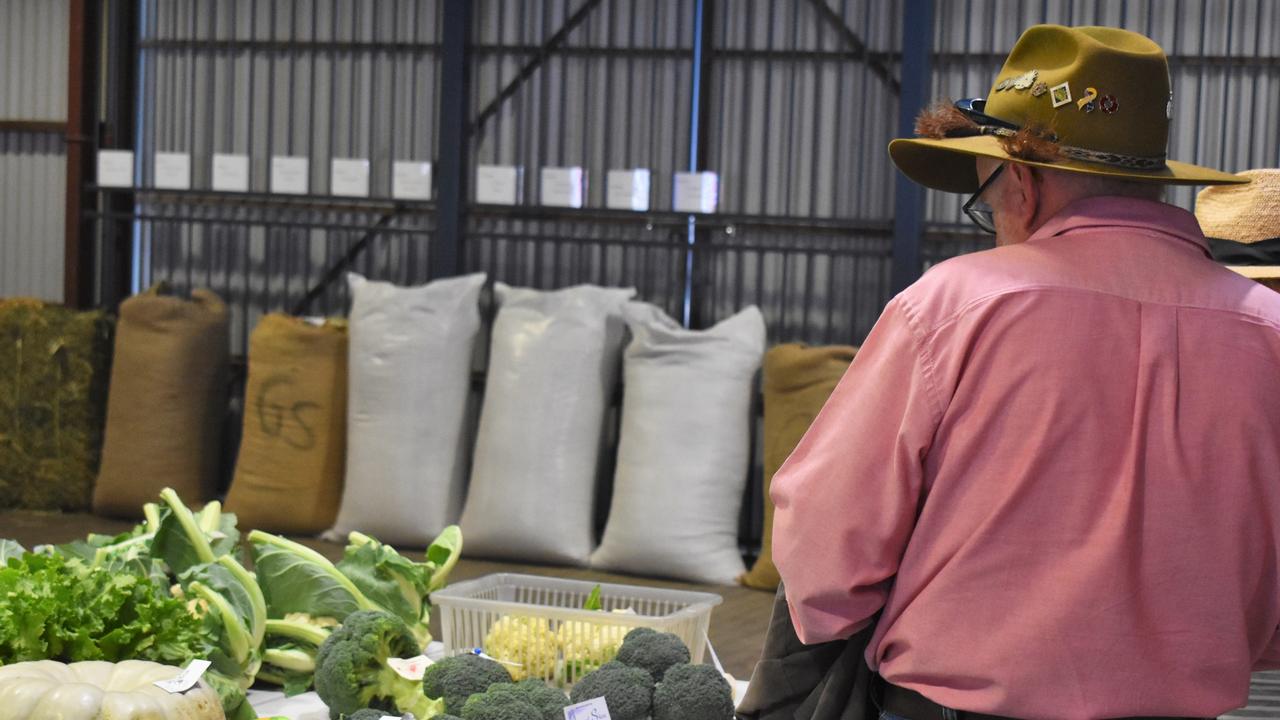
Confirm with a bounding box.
[739,343,857,590]
[93,288,230,518]
[225,314,348,534]
[0,299,112,511]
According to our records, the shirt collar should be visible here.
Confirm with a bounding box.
[1028,196,1211,258]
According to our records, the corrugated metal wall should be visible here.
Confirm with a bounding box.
[0,0,69,302]
[127,0,1280,349]
[134,0,443,349]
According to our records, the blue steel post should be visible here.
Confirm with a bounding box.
[432,0,472,280]
[890,0,935,295]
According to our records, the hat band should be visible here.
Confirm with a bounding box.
[981,125,1167,171]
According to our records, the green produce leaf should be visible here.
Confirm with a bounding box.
[179,555,266,687]
[195,500,241,557]
[424,525,463,593]
[204,667,259,720]
[0,539,24,565]
[249,531,365,620]
[583,584,603,611]
[0,550,212,668]
[152,489,221,576]
[337,536,429,628]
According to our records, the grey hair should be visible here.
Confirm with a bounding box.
[1051,168,1166,202]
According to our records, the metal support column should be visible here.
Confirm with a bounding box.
[683,0,713,328]
[432,0,473,280]
[99,0,140,309]
[64,0,98,307]
[890,0,934,295]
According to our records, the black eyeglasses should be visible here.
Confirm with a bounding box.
[963,164,1005,235]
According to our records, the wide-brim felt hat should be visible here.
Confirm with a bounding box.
[1195,169,1280,283]
[889,24,1248,193]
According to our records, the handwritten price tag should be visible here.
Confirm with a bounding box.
[388,655,433,681]
[564,696,611,719]
[153,659,212,693]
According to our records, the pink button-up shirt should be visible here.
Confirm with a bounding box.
[771,196,1280,718]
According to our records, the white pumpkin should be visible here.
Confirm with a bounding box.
[0,660,224,720]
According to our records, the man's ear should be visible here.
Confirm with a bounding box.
[1005,162,1040,233]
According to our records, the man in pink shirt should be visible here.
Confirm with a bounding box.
[771,24,1280,720]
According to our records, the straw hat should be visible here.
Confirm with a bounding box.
[1195,169,1280,286]
[889,25,1248,193]
[1195,170,1280,244]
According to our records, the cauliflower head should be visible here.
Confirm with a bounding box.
[482,616,558,681]
[555,617,632,681]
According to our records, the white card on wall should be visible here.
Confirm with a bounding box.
[392,161,433,200]
[271,156,309,195]
[606,169,651,211]
[540,167,586,208]
[212,154,250,192]
[331,158,370,197]
[673,171,719,213]
[475,165,522,205]
[154,152,191,190]
[97,150,134,188]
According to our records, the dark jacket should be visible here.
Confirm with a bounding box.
[736,581,877,720]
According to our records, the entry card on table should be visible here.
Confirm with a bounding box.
[97,150,134,187]
[212,153,250,192]
[153,659,211,693]
[564,696,611,719]
[392,161,432,200]
[154,152,191,190]
[331,158,370,197]
[271,156,309,195]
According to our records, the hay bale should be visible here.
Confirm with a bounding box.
[0,299,113,511]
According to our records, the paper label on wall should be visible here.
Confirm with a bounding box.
[154,152,191,190]
[331,158,370,197]
[606,169,651,211]
[271,156,310,195]
[97,150,135,187]
[392,161,432,200]
[212,154,250,192]
[540,166,586,208]
[153,659,211,693]
[673,171,718,213]
[564,697,611,719]
[475,165,522,205]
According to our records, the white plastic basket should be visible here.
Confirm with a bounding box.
[430,573,723,686]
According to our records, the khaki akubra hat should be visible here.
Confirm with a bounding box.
[889,24,1248,193]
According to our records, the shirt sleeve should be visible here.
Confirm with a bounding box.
[770,296,943,645]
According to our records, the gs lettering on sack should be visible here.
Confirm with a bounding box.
[256,374,319,450]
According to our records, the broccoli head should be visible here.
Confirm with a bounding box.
[421,652,514,714]
[651,663,734,720]
[344,711,413,720]
[460,680,567,720]
[314,609,445,720]
[614,629,690,683]
[568,661,653,720]
[459,684,543,720]
[512,678,569,720]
